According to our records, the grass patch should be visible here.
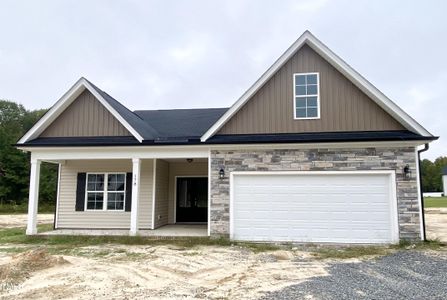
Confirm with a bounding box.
[0,202,54,214]
[394,239,446,251]
[311,246,390,260]
[424,197,447,208]
[0,227,281,255]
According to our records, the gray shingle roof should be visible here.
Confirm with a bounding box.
[86,79,159,140]
[134,108,228,139]
[86,79,228,141]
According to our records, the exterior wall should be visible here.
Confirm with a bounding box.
[56,159,153,229]
[168,162,208,223]
[210,146,421,240]
[138,159,154,229]
[153,159,169,228]
[41,90,131,137]
[218,45,404,135]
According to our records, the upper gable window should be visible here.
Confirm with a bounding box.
[294,73,320,119]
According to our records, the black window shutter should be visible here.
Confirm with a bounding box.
[75,173,87,211]
[125,172,132,211]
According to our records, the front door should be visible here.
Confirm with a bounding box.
[176,177,208,223]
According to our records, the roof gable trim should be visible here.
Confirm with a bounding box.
[18,78,144,144]
[200,31,432,141]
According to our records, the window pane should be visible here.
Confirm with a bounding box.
[108,174,125,191]
[116,174,125,183]
[107,192,125,210]
[295,75,306,85]
[307,96,318,107]
[307,74,317,84]
[87,192,103,210]
[296,98,306,108]
[116,182,125,191]
[295,85,306,96]
[307,107,318,118]
[296,108,306,118]
[307,84,318,95]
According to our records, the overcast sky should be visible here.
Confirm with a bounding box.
[0,0,445,159]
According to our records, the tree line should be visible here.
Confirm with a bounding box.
[0,100,57,206]
[420,156,447,193]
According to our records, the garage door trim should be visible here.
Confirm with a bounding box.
[229,170,399,243]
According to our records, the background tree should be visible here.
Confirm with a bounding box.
[0,100,56,206]
[421,156,447,192]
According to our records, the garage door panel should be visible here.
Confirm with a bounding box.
[232,173,396,243]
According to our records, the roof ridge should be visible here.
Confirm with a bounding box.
[134,107,229,112]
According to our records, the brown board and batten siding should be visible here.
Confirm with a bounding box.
[56,159,153,229]
[218,44,405,135]
[40,89,131,137]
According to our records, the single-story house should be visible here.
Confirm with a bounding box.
[17,31,437,244]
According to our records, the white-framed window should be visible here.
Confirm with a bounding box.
[293,72,320,119]
[85,173,126,211]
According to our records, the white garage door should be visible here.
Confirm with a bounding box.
[231,172,398,243]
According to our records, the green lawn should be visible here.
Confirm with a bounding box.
[0,203,54,214]
[424,197,447,208]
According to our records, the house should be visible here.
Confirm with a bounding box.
[443,167,447,196]
[17,31,437,244]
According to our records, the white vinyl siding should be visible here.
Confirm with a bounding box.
[153,159,169,228]
[56,159,153,229]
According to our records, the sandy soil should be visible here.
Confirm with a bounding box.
[0,214,53,228]
[425,208,447,242]
[0,246,329,300]
[0,211,445,299]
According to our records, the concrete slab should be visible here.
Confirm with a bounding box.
[40,224,208,237]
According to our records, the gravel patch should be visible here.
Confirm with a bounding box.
[261,251,447,300]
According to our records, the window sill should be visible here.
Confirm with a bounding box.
[294,117,321,120]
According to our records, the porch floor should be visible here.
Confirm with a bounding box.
[40,225,208,237]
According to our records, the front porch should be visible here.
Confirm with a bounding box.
[40,224,208,237]
[26,147,212,237]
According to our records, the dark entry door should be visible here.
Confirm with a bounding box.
[176,177,208,223]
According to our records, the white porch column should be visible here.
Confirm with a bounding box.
[26,159,41,235]
[129,158,141,236]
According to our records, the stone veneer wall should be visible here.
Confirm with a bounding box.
[210,147,420,241]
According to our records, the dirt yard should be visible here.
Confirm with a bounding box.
[0,214,53,228]
[0,245,330,299]
[0,212,445,299]
[425,208,447,242]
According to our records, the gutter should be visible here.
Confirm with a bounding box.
[417,143,429,241]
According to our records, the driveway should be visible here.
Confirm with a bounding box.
[261,251,447,300]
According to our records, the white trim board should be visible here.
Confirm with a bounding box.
[18,77,144,144]
[201,31,432,141]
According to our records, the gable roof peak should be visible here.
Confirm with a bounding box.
[18,77,157,144]
[200,31,433,141]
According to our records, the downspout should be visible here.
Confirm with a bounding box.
[417,143,429,241]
